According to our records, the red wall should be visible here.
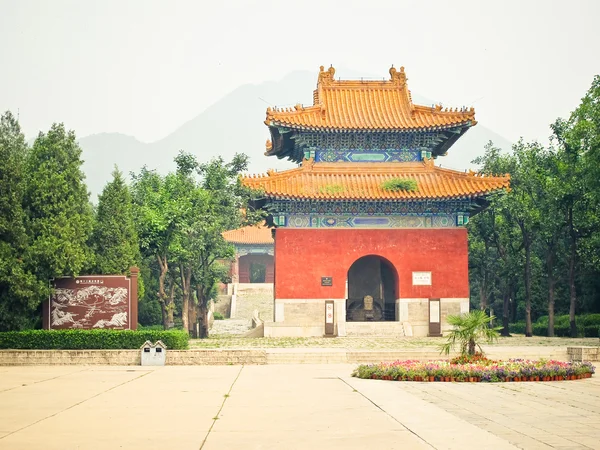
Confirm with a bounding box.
[274,228,469,299]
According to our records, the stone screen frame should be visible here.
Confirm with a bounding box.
[42,267,139,330]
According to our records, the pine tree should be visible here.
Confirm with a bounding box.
[24,123,93,283]
[92,167,140,274]
[0,111,44,330]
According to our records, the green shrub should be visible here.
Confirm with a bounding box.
[0,329,189,350]
[583,325,600,338]
[511,314,600,337]
[536,316,549,325]
[213,312,225,320]
[137,324,165,331]
[581,314,600,327]
[381,178,418,192]
[511,322,525,334]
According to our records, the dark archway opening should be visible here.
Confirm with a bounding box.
[346,255,397,322]
[239,254,274,283]
[250,261,266,283]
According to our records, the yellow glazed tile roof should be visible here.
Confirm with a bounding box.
[222,222,273,244]
[265,66,476,131]
[243,160,509,201]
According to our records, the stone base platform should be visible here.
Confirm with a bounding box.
[0,345,589,366]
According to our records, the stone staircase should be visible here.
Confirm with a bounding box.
[214,294,232,317]
[345,322,405,337]
[232,283,273,322]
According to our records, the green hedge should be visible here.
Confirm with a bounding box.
[0,329,189,350]
[510,314,600,337]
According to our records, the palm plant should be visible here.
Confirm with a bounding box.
[440,310,502,356]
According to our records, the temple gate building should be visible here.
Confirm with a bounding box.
[243,66,509,337]
[222,222,274,284]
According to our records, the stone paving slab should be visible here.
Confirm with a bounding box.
[395,376,600,449]
[0,365,598,449]
[344,376,518,450]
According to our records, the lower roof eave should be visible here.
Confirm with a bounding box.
[266,195,487,202]
[271,122,473,134]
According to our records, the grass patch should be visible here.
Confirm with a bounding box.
[318,184,345,195]
[381,178,418,192]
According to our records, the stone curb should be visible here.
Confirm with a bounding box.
[0,346,591,366]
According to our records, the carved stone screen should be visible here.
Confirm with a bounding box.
[43,272,138,330]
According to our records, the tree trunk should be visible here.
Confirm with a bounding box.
[569,233,577,338]
[167,283,175,328]
[468,338,475,355]
[159,300,168,330]
[189,300,198,338]
[509,280,517,322]
[196,285,209,338]
[156,254,169,330]
[479,273,487,311]
[180,264,191,334]
[502,286,510,337]
[567,206,578,338]
[524,238,533,337]
[547,251,555,337]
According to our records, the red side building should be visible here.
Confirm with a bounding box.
[243,66,509,337]
[222,222,274,284]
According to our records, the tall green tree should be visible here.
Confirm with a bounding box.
[551,76,600,337]
[24,124,94,284]
[510,141,547,337]
[191,153,264,337]
[0,112,44,330]
[131,152,264,336]
[92,167,140,274]
[532,148,564,337]
[131,167,179,329]
[470,142,519,336]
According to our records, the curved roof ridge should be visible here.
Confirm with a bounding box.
[264,65,476,131]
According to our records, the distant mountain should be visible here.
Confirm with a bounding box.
[78,70,512,200]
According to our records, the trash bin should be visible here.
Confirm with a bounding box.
[140,340,167,366]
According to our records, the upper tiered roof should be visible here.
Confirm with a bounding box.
[266,66,476,131]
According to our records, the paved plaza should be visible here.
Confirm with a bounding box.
[0,365,599,449]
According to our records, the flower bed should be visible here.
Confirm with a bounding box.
[352,358,595,382]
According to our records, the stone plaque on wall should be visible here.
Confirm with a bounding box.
[412,271,432,286]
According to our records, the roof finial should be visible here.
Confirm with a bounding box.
[318,64,335,85]
[389,65,406,86]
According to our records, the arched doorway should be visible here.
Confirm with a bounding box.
[346,255,397,321]
[238,254,274,283]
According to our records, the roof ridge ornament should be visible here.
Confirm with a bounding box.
[302,157,316,171]
[318,65,336,86]
[389,65,407,87]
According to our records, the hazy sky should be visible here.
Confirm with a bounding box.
[1,0,599,146]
